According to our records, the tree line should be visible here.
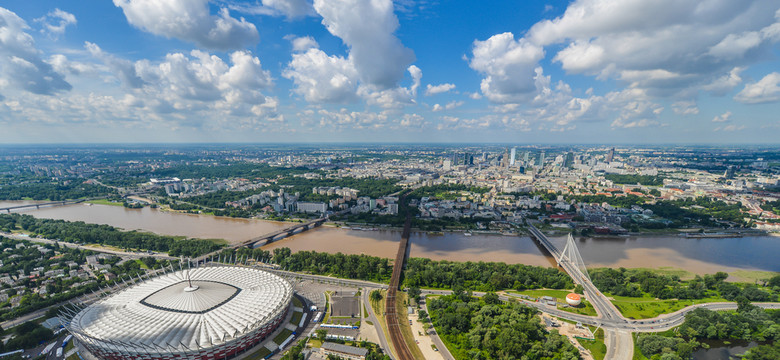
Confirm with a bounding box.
[0,214,223,257]
[589,268,777,301]
[268,248,572,291]
[0,181,115,201]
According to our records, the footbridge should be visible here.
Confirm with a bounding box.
[0,199,89,213]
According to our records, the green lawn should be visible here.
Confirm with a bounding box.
[86,199,124,207]
[292,296,303,308]
[290,311,303,325]
[244,347,272,360]
[579,328,606,360]
[608,293,730,319]
[273,329,294,345]
[508,289,597,316]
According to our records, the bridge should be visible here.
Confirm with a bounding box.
[192,217,328,262]
[0,199,88,213]
[528,225,633,359]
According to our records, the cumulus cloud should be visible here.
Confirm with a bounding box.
[734,72,780,104]
[425,83,455,96]
[313,0,414,89]
[468,32,544,103]
[531,0,780,95]
[285,0,419,107]
[432,100,464,112]
[34,8,76,38]
[283,47,358,103]
[113,0,259,50]
[82,45,279,126]
[0,7,71,95]
[289,36,318,52]
[712,111,732,123]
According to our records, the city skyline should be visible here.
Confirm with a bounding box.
[2,0,780,144]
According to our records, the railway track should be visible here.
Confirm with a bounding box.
[385,204,415,360]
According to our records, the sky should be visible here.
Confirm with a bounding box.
[1,0,780,144]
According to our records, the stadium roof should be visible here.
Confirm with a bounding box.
[69,266,292,353]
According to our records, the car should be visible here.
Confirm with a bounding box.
[409,320,413,325]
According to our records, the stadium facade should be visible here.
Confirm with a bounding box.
[66,265,293,360]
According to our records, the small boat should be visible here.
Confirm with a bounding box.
[463,232,473,236]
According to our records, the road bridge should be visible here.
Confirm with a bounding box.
[528,225,632,359]
[0,199,88,213]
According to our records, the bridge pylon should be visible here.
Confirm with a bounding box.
[560,233,590,282]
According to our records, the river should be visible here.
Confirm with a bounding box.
[2,201,779,276]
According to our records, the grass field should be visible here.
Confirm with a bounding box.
[273,329,293,345]
[579,328,606,360]
[292,296,303,308]
[290,311,302,325]
[508,289,598,316]
[244,347,272,360]
[86,199,124,207]
[608,293,729,319]
[394,292,425,360]
[730,270,779,283]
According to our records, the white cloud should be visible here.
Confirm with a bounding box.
[285,0,419,107]
[290,36,318,52]
[469,32,544,103]
[34,8,76,38]
[358,65,422,109]
[425,83,455,96]
[712,111,732,123]
[734,72,780,104]
[432,104,442,112]
[283,48,358,103]
[113,0,259,50]
[0,7,71,95]
[701,67,744,96]
[313,0,414,89]
[524,0,780,96]
[672,100,699,115]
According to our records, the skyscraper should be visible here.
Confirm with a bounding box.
[510,147,517,166]
[524,151,530,163]
[538,151,545,167]
[564,152,574,168]
[606,147,615,162]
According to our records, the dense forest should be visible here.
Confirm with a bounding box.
[0,214,223,257]
[428,294,581,359]
[589,268,777,301]
[268,248,572,291]
[637,304,780,359]
[604,174,665,186]
[0,181,116,200]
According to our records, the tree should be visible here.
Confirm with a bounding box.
[370,290,383,303]
[315,329,327,341]
[408,286,421,304]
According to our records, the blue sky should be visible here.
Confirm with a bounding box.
[1,0,780,144]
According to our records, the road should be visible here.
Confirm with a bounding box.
[1,232,177,260]
[361,287,395,359]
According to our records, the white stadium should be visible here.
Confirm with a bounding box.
[66,265,293,360]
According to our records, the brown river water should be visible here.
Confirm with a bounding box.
[2,201,778,275]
